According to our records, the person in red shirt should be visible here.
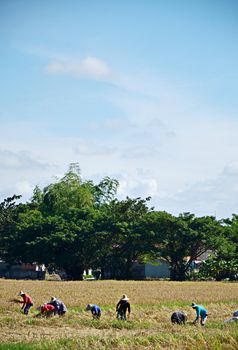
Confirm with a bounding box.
[18,291,33,315]
[34,303,56,318]
[39,304,56,317]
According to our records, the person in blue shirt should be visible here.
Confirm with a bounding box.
[85,304,101,319]
[224,309,238,323]
[191,302,208,326]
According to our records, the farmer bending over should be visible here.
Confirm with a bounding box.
[36,304,56,318]
[171,311,187,324]
[116,294,131,320]
[191,302,208,326]
[224,309,238,323]
[18,291,33,315]
[85,304,102,319]
[48,296,67,316]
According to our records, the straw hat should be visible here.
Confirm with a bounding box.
[121,294,129,301]
[18,291,24,296]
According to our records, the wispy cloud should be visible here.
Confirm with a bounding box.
[152,163,238,218]
[117,172,159,199]
[3,46,237,218]
[0,149,49,171]
[73,141,116,156]
[120,146,159,159]
[46,56,111,79]
[222,161,238,176]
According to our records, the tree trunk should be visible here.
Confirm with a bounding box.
[100,266,105,280]
[66,265,84,280]
[170,263,187,281]
[123,256,133,279]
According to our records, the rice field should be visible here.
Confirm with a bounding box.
[0,279,238,349]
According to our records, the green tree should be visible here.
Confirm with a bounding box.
[98,197,154,279]
[5,165,119,280]
[148,212,223,281]
[199,214,238,280]
[199,254,238,281]
[0,195,21,261]
[39,163,94,216]
[93,176,119,205]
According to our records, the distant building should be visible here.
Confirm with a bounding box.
[187,250,213,273]
[130,260,170,279]
[0,261,46,280]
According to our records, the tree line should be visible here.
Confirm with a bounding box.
[0,163,237,281]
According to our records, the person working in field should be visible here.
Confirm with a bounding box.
[116,294,131,320]
[85,304,102,319]
[191,302,208,326]
[48,296,67,316]
[18,291,34,315]
[171,311,187,324]
[224,309,238,323]
[35,303,56,318]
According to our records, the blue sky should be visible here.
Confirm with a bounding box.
[0,0,238,218]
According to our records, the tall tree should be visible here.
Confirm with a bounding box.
[37,163,93,216]
[9,164,119,280]
[148,211,223,280]
[0,195,21,261]
[199,214,238,280]
[98,197,154,279]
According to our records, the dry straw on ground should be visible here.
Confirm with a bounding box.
[0,279,238,349]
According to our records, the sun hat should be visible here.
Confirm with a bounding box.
[191,302,197,307]
[18,291,24,296]
[51,296,56,301]
[121,294,129,301]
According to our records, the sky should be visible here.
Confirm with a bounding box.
[0,0,238,218]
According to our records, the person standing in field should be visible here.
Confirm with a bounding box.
[191,302,208,326]
[116,294,131,320]
[48,296,67,316]
[18,291,33,315]
[85,304,102,319]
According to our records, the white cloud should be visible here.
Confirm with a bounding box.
[0,149,49,170]
[15,181,34,199]
[2,48,238,218]
[104,117,135,131]
[46,56,111,79]
[120,146,158,159]
[117,172,159,199]
[222,161,238,176]
[73,141,116,156]
[151,163,238,218]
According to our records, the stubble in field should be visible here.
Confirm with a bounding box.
[0,279,238,349]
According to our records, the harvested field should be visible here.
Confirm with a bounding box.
[0,279,238,349]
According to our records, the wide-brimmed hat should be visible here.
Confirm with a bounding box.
[18,291,24,296]
[121,294,129,301]
[191,302,197,307]
[51,296,56,302]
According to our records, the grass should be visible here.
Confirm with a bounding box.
[0,279,238,349]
